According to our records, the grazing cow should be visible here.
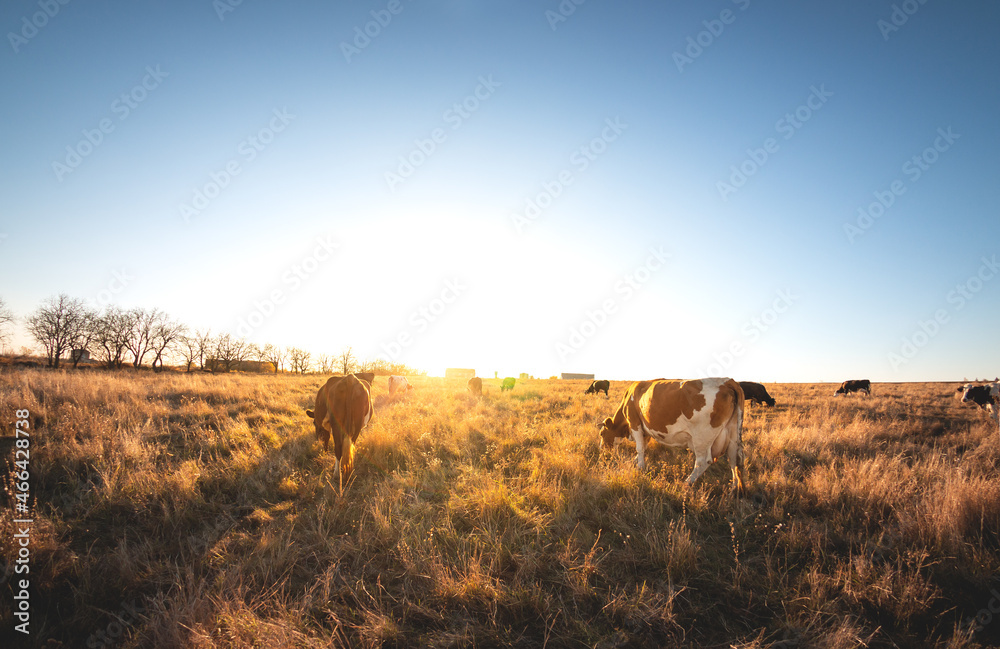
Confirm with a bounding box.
[598,377,746,492]
[467,376,483,395]
[585,380,610,396]
[739,381,775,407]
[957,383,1000,427]
[305,374,373,493]
[834,379,871,396]
[388,375,413,396]
[501,377,516,392]
[354,372,375,386]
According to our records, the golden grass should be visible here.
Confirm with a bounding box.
[1,371,999,647]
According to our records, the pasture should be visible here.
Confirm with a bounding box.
[1,370,999,648]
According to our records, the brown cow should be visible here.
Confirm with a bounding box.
[599,377,746,492]
[306,374,373,493]
[354,372,375,386]
[467,376,482,395]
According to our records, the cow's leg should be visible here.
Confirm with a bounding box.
[631,427,647,469]
[727,439,746,493]
[685,447,713,486]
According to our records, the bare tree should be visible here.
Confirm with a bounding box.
[150,316,186,371]
[212,333,250,372]
[0,297,15,351]
[93,306,133,369]
[25,294,90,368]
[337,347,356,375]
[262,343,285,374]
[194,329,212,370]
[288,346,311,374]
[69,307,100,368]
[178,334,199,373]
[317,353,334,374]
[124,307,161,368]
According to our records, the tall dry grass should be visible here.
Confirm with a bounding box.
[1,371,999,647]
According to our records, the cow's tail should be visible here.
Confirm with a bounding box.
[340,380,361,483]
[728,380,747,494]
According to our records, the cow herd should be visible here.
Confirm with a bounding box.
[304,374,1000,495]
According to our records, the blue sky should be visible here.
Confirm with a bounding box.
[1,0,998,382]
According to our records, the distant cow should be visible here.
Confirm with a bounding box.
[305,374,373,493]
[585,380,610,396]
[957,383,1000,427]
[467,376,482,395]
[388,375,413,396]
[739,381,775,407]
[354,372,375,386]
[599,377,746,492]
[501,377,516,392]
[835,379,871,396]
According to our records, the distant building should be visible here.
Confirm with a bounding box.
[560,373,595,380]
[445,368,476,379]
[519,373,530,380]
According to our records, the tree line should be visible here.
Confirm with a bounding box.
[1,294,419,376]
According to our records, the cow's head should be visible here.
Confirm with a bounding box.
[305,408,332,449]
[598,416,628,449]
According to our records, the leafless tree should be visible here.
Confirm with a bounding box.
[150,316,186,371]
[288,347,311,374]
[25,294,90,368]
[69,307,100,368]
[212,333,250,372]
[93,306,134,368]
[317,353,334,374]
[124,307,161,368]
[0,297,15,350]
[194,329,212,370]
[337,347,356,375]
[262,343,285,374]
[178,334,199,372]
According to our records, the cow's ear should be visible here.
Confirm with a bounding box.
[306,409,314,418]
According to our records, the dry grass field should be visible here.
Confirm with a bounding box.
[2,369,1000,648]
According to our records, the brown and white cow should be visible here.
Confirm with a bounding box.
[388,375,413,396]
[467,376,483,395]
[598,377,746,492]
[306,374,373,493]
